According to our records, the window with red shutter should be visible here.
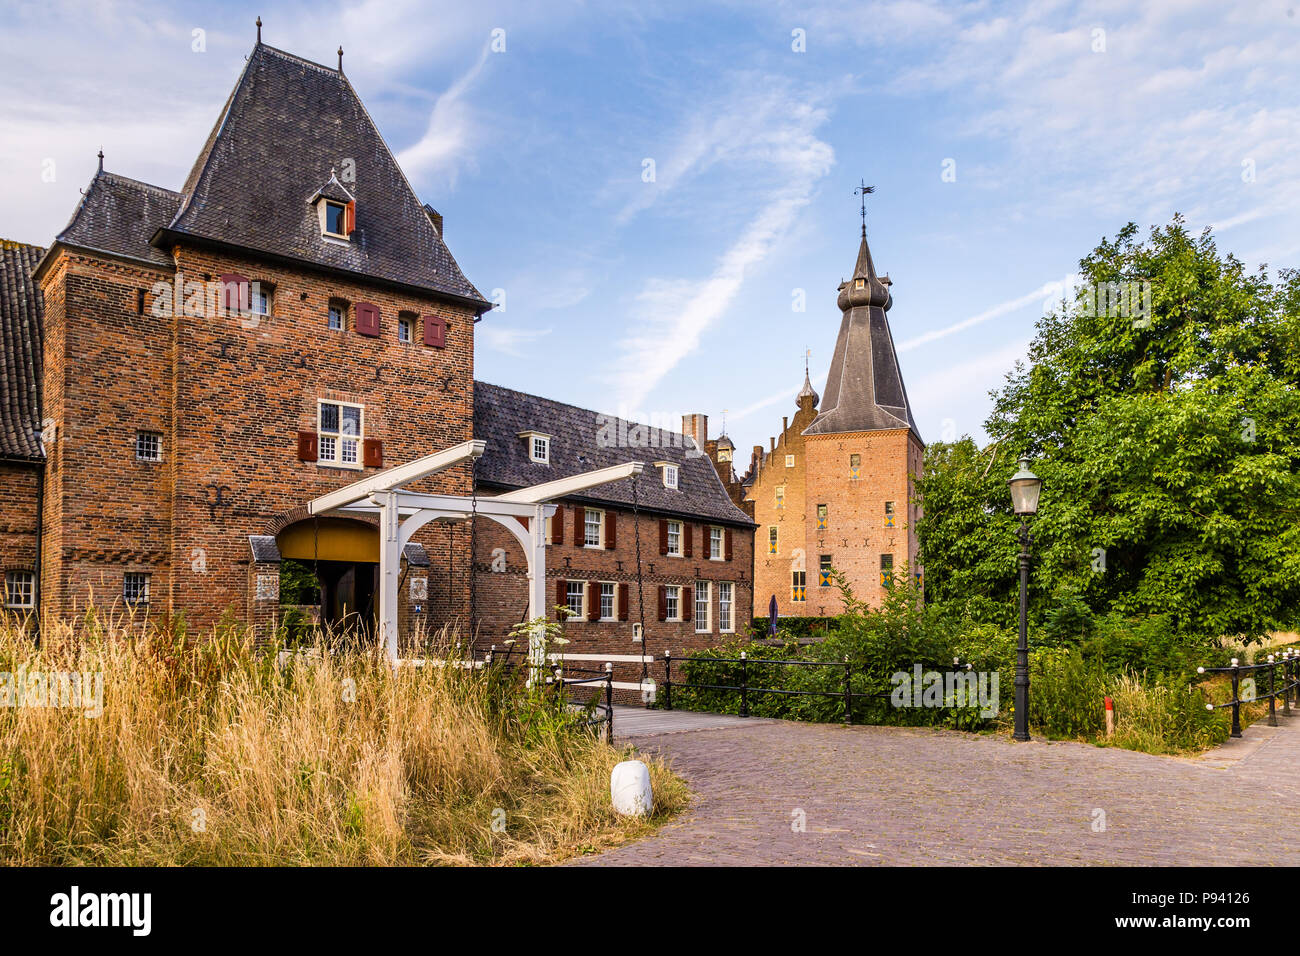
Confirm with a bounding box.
[551,506,564,545]
[355,302,381,337]
[658,519,668,555]
[572,505,583,544]
[422,315,446,348]
[555,578,567,616]
[344,200,356,235]
[725,528,734,562]
[682,590,692,622]
[657,585,667,621]
[362,438,383,468]
[618,583,630,622]
[587,591,600,623]
[604,512,616,550]
[684,524,693,558]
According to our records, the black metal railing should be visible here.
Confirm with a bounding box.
[660,650,980,725]
[1198,649,1300,737]
[483,645,615,745]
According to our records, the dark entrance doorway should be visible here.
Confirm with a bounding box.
[316,560,378,635]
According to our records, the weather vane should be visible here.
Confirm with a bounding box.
[854,179,875,237]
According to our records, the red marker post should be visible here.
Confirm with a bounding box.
[1104,696,1115,737]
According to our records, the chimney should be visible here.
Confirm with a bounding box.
[423,204,443,236]
[769,436,776,453]
[682,413,707,452]
[782,416,789,435]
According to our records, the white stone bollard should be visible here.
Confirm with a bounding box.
[610,760,653,817]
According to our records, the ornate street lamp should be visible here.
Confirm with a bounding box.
[1008,456,1042,742]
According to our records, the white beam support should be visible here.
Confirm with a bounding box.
[307,439,485,516]
[492,461,645,504]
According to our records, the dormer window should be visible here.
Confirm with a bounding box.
[324,201,346,236]
[519,431,551,464]
[654,461,679,489]
[309,171,356,241]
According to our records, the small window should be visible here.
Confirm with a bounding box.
[319,400,363,469]
[855,278,865,290]
[663,464,679,489]
[398,315,413,343]
[667,520,682,556]
[885,500,896,528]
[718,447,732,463]
[718,581,734,633]
[566,581,585,619]
[530,436,550,464]
[709,526,723,559]
[328,304,344,331]
[249,284,270,316]
[816,503,828,531]
[124,572,150,607]
[694,581,711,633]
[775,486,785,509]
[819,554,833,587]
[768,526,778,555]
[850,453,861,480]
[785,454,795,468]
[136,289,146,314]
[600,582,616,621]
[791,570,806,603]
[880,554,894,589]
[324,201,346,236]
[4,570,35,609]
[665,585,681,621]
[584,509,603,547]
[135,431,162,462]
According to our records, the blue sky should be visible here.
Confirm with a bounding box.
[3,0,1299,459]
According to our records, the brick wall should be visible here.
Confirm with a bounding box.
[0,461,40,614]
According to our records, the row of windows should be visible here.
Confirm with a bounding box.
[560,580,736,633]
[788,555,896,601]
[526,434,681,491]
[4,571,148,610]
[776,453,864,478]
[767,504,895,553]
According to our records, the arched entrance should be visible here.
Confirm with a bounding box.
[276,517,379,634]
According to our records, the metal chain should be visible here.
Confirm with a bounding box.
[469,457,479,647]
[631,474,648,682]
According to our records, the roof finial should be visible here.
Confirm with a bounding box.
[256,16,262,44]
[97,149,104,173]
[338,46,344,72]
[854,179,874,239]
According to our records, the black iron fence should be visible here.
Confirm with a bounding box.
[483,644,615,744]
[659,649,984,725]
[1198,650,1300,738]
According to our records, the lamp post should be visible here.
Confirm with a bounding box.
[1007,456,1042,742]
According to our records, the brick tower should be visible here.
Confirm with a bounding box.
[748,225,923,620]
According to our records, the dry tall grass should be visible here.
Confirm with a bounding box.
[0,615,685,866]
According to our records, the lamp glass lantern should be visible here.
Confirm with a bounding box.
[1007,456,1042,516]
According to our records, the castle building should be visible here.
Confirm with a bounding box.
[742,227,923,619]
[0,36,753,684]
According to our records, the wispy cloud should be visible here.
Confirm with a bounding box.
[896,278,1073,353]
[395,42,492,187]
[479,324,554,357]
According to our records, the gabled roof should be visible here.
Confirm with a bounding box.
[158,43,486,307]
[45,171,181,272]
[0,241,46,461]
[804,232,921,441]
[474,381,754,526]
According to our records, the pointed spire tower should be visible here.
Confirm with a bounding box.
[804,215,919,440]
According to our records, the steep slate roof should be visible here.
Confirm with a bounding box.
[804,231,921,440]
[47,171,181,270]
[159,43,487,307]
[474,381,754,526]
[0,241,46,461]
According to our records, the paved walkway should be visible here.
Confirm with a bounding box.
[583,711,1300,866]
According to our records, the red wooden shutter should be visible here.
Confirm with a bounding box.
[618,583,630,622]
[658,519,669,555]
[362,438,383,468]
[344,200,356,235]
[684,524,693,558]
[551,506,564,545]
[355,302,380,337]
[588,585,600,622]
[725,528,734,562]
[573,505,584,544]
[657,585,667,621]
[604,512,616,550]
[422,314,446,348]
[555,578,567,615]
[219,273,248,314]
[296,431,318,462]
[682,586,692,622]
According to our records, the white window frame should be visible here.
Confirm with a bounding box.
[4,570,35,609]
[318,399,364,471]
[665,585,681,621]
[135,430,162,462]
[718,581,734,633]
[248,284,270,317]
[694,581,710,633]
[663,463,679,489]
[599,582,616,621]
[667,520,682,556]
[566,581,586,620]
[521,432,551,464]
[785,454,795,468]
[708,526,723,560]
[327,304,344,331]
[124,572,150,607]
[323,200,348,238]
[584,508,603,548]
[397,315,412,343]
